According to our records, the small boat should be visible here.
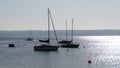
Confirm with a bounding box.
[34,8,59,51]
[26,38,33,41]
[26,30,33,41]
[61,19,79,48]
[59,20,72,44]
[8,44,15,47]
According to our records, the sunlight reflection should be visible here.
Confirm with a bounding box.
[78,36,120,42]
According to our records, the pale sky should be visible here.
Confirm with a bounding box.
[0,0,120,30]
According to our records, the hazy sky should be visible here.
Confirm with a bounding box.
[0,0,120,30]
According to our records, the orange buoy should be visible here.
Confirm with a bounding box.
[88,57,92,64]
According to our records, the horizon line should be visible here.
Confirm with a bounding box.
[0,29,120,31]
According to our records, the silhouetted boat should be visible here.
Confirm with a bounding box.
[26,38,33,41]
[59,40,72,44]
[61,19,79,48]
[59,20,72,44]
[61,43,79,48]
[34,8,59,51]
[26,30,33,41]
[8,44,15,47]
[39,39,49,43]
[34,44,59,51]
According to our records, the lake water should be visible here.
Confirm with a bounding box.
[0,36,120,68]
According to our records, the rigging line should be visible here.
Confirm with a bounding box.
[49,9,59,46]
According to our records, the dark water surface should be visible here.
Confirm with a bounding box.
[0,36,120,68]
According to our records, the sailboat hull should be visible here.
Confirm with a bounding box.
[61,43,79,48]
[26,38,33,41]
[59,40,72,44]
[34,45,59,51]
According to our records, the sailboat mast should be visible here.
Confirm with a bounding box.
[72,19,73,42]
[29,29,33,39]
[66,20,68,40]
[48,8,50,45]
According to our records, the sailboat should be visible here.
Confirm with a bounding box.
[61,19,79,48]
[34,8,59,51]
[58,20,72,44]
[26,30,33,41]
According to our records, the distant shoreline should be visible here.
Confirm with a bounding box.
[0,30,120,36]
